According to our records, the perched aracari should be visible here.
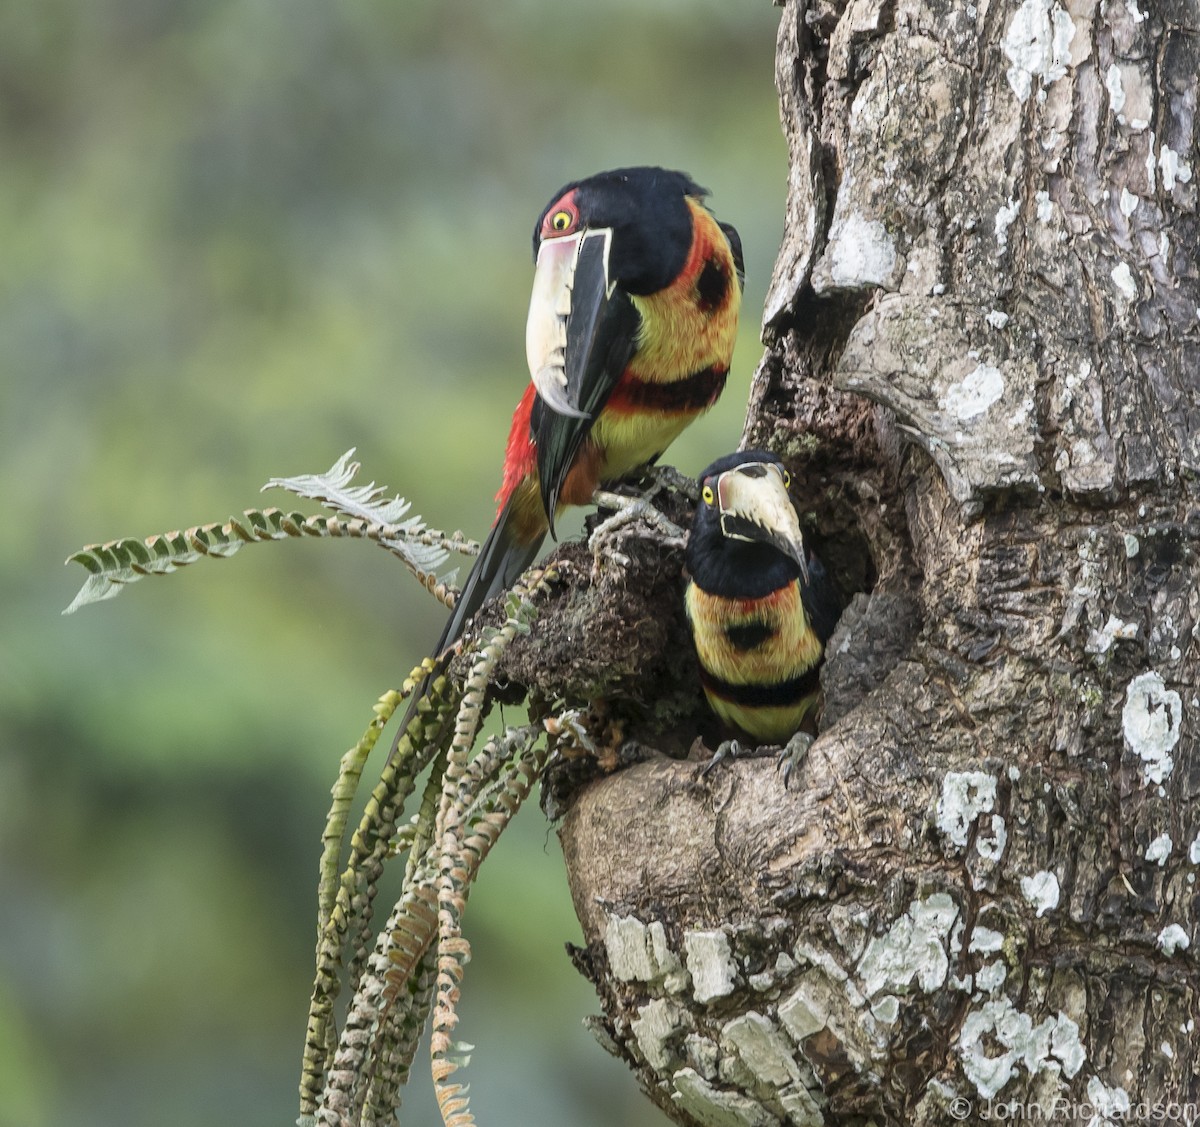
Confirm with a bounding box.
[437,166,744,655]
[684,450,842,765]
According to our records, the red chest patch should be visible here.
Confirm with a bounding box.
[497,384,538,507]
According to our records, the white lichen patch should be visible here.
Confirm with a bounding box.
[1035,190,1055,222]
[858,893,959,997]
[721,1012,803,1089]
[1157,924,1190,956]
[985,309,1010,329]
[632,998,688,1072]
[778,965,885,1075]
[1087,1076,1131,1120]
[1105,64,1126,115]
[937,771,999,848]
[968,926,1006,955]
[976,815,1008,864]
[1003,0,1075,102]
[1119,187,1139,216]
[778,976,832,1043]
[671,1067,777,1127]
[1124,533,1140,558]
[1111,261,1138,302]
[1189,832,1200,865]
[685,1034,720,1080]
[780,1086,825,1127]
[1114,65,1152,130]
[605,915,686,988]
[871,995,900,1024]
[1021,870,1060,917]
[959,1001,1085,1099]
[995,198,1020,251]
[1052,1014,1087,1078]
[1123,671,1183,784]
[828,212,897,289]
[975,961,1008,995]
[684,929,738,1003]
[1145,832,1172,867]
[1085,614,1139,656]
[1159,145,1194,191]
[940,364,1006,421]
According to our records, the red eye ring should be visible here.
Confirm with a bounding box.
[542,195,579,238]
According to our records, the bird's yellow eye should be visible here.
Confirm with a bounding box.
[551,210,572,232]
[782,469,791,488]
[701,484,715,505]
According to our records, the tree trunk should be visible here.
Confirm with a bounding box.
[527,0,1200,1122]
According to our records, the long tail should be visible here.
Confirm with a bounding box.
[433,496,545,658]
[386,497,545,765]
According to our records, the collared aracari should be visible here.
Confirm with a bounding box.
[437,167,744,657]
[684,451,842,760]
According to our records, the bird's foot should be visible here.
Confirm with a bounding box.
[700,738,745,777]
[699,738,783,776]
[776,731,814,789]
[589,489,687,576]
[697,731,813,785]
[630,463,700,503]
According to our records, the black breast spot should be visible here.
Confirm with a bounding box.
[725,621,776,651]
[696,256,729,314]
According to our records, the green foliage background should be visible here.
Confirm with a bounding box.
[0,3,786,1124]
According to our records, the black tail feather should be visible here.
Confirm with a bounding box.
[433,496,545,658]
[386,498,544,767]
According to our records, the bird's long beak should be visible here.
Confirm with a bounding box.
[525,227,615,419]
[715,463,809,583]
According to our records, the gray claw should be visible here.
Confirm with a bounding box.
[701,738,743,777]
[776,731,814,789]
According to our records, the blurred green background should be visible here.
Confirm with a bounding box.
[0,2,786,1124]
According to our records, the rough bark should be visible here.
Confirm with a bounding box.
[502,1,1199,1123]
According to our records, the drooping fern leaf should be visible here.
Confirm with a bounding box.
[63,451,478,614]
[266,448,479,579]
[301,565,572,1127]
[64,508,315,614]
[301,660,456,1121]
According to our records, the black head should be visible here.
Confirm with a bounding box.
[686,450,806,600]
[696,449,786,483]
[533,167,706,296]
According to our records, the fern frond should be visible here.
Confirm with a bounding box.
[316,686,407,939]
[66,451,479,614]
[303,687,405,1095]
[427,571,561,1127]
[266,448,480,575]
[64,506,464,615]
[306,563,566,1125]
[63,513,260,614]
[320,878,441,1123]
[301,665,456,1122]
[425,728,558,1127]
[366,944,438,1122]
